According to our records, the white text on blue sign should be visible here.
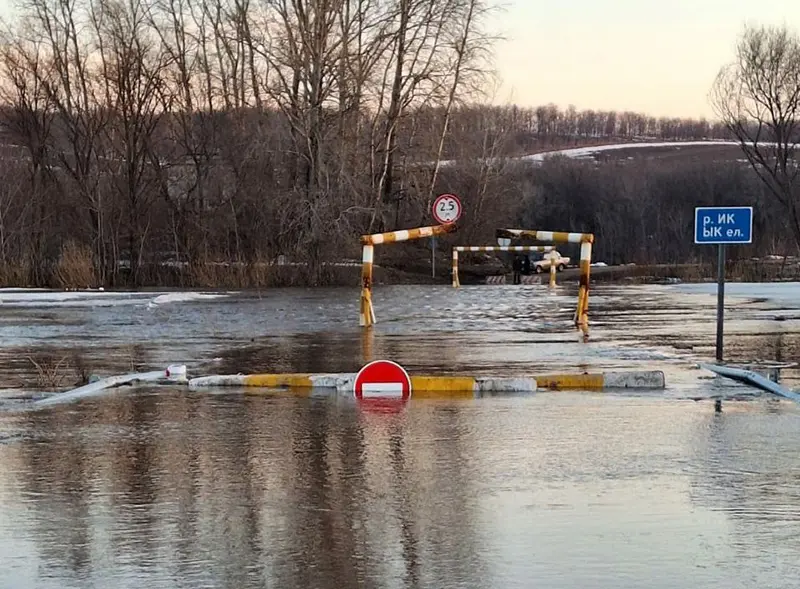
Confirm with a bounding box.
[694,207,753,245]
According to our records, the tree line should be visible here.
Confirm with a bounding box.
[0,4,795,288]
[0,0,498,287]
[507,157,786,266]
[478,104,730,155]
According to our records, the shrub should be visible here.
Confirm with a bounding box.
[52,241,96,289]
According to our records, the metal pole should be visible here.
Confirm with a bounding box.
[716,243,725,362]
[431,236,436,278]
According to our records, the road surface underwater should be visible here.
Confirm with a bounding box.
[1,282,800,391]
[1,282,800,588]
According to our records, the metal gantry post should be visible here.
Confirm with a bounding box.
[360,224,457,327]
[496,229,595,337]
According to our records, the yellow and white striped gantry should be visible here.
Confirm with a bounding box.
[494,229,595,337]
[360,223,457,328]
[358,224,595,339]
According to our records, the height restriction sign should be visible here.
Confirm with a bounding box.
[432,193,462,224]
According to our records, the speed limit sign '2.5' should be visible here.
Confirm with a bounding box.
[432,193,462,225]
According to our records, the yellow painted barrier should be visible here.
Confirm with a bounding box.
[242,374,315,388]
[188,371,665,393]
[534,373,605,391]
[410,376,479,392]
[548,250,558,288]
[495,229,594,244]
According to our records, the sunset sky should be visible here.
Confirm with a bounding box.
[1,0,797,120]
[488,0,799,119]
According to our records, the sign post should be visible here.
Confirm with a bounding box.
[431,236,436,278]
[694,206,753,362]
[431,194,462,279]
[716,243,725,362]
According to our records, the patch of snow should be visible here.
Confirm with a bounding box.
[519,141,741,162]
[0,289,149,307]
[433,140,780,168]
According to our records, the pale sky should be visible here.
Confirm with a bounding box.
[488,0,800,119]
[1,0,798,120]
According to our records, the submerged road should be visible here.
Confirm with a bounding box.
[1,282,799,395]
[1,389,800,588]
[1,283,800,587]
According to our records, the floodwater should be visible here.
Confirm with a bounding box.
[2,282,800,588]
[2,282,800,393]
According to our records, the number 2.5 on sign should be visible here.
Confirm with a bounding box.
[432,193,462,224]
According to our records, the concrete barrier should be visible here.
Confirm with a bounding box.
[188,373,356,390]
[535,371,666,390]
[188,371,665,393]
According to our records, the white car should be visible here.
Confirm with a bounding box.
[533,251,570,273]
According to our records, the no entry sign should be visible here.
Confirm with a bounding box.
[354,360,412,411]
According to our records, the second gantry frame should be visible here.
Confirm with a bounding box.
[357,224,594,340]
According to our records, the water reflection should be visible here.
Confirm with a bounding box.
[688,405,800,587]
[2,391,800,587]
[2,391,491,588]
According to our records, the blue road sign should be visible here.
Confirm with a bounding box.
[694,206,753,245]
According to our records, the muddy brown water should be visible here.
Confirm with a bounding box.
[1,283,798,391]
[1,283,800,588]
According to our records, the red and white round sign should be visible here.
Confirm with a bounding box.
[354,360,412,401]
[432,193,462,224]
[354,360,412,412]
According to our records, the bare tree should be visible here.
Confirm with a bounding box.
[711,24,800,249]
[368,0,461,231]
[0,33,56,283]
[19,0,113,280]
[423,0,494,212]
[92,0,172,285]
[260,0,342,196]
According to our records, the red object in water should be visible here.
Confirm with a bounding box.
[354,360,412,412]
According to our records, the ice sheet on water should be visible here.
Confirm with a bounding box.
[0,289,149,307]
[669,282,800,308]
[147,292,230,306]
[0,288,231,308]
